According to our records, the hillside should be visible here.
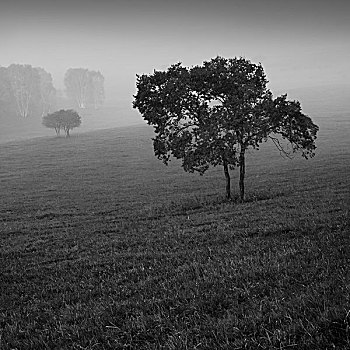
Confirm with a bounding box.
[0,116,349,348]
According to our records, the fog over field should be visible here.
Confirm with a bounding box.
[1,1,350,349]
[1,0,349,143]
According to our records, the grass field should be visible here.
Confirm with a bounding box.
[0,113,349,349]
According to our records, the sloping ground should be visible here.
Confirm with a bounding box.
[0,120,349,349]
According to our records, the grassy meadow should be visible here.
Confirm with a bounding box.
[0,112,349,348]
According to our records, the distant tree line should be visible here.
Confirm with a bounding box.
[0,64,56,118]
[0,64,105,119]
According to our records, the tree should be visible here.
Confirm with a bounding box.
[42,109,81,137]
[0,67,15,116]
[35,67,56,116]
[133,57,319,201]
[7,64,41,118]
[88,70,105,109]
[42,111,62,136]
[64,68,105,109]
[1,64,57,120]
[64,68,90,108]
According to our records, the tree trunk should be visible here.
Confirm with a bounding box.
[223,159,231,200]
[239,148,246,201]
[66,128,70,137]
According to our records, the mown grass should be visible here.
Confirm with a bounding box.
[0,120,349,349]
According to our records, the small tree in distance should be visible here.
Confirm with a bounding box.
[133,56,319,201]
[42,109,81,137]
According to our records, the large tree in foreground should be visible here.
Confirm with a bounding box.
[133,57,319,201]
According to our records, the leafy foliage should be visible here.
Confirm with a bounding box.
[42,109,81,137]
[272,94,319,158]
[133,56,319,200]
[134,62,237,175]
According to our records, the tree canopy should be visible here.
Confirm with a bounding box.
[7,64,41,118]
[64,68,105,109]
[42,109,81,137]
[133,56,319,200]
[36,67,56,116]
[0,64,56,119]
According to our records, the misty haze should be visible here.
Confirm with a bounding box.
[1,0,349,349]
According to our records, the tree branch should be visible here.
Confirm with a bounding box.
[269,135,294,159]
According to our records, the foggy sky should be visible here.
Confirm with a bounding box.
[1,0,349,107]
